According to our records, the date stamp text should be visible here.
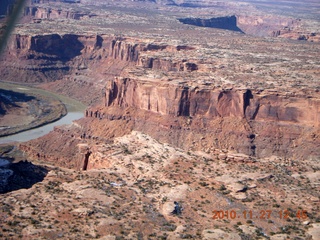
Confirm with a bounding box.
[212,210,308,220]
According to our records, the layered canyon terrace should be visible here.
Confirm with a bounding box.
[0,0,320,239]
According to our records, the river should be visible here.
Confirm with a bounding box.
[0,82,86,144]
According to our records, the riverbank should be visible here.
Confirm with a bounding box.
[0,82,85,138]
[0,81,67,137]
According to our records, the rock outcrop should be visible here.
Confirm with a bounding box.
[23,6,95,20]
[236,15,299,37]
[81,77,320,160]
[104,77,320,125]
[1,33,197,83]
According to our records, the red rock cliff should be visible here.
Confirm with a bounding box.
[85,77,320,159]
[0,33,197,83]
[105,77,319,126]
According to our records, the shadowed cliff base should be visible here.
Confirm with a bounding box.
[0,160,48,194]
[178,16,244,33]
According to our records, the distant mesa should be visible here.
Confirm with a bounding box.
[177,15,306,39]
[178,15,244,33]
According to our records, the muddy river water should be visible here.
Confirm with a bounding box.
[0,82,86,144]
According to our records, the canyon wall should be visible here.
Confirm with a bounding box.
[79,77,320,160]
[0,33,198,83]
[236,15,298,37]
[2,30,318,165]
[0,32,200,106]
[21,82,320,169]
[23,6,95,20]
[105,77,320,126]
[1,34,129,82]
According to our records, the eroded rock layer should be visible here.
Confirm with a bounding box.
[0,0,318,169]
[4,28,318,166]
[1,33,198,81]
[20,75,320,169]
[89,77,320,158]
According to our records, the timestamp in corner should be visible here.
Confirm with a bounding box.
[212,209,308,220]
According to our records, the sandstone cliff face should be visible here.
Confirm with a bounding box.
[236,15,298,37]
[0,33,198,83]
[1,34,79,82]
[1,34,126,82]
[236,15,320,42]
[85,77,320,160]
[105,77,320,126]
[24,6,95,20]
